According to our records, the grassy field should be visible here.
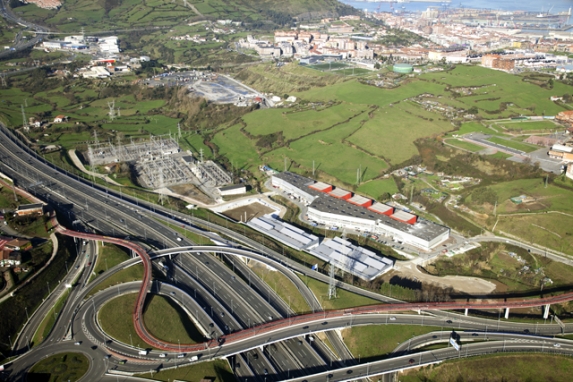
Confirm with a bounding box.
[28,352,89,382]
[99,293,203,348]
[249,262,310,314]
[242,103,368,141]
[87,264,143,297]
[348,102,453,165]
[421,65,567,117]
[447,121,502,137]
[427,241,573,292]
[143,294,205,344]
[342,325,441,361]
[91,243,131,282]
[497,120,558,131]
[136,359,235,382]
[467,178,573,216]
[444,138,485,152]
[487,136,539,153]
[212,123,260,172]
[402,354,573,382]
[299,275,380,310]
[356,178,399,200]
[496,213,573,256]
[263,115,388,184]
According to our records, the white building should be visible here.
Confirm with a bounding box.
[309,237,393,281]
[272,172,450,250]
[218,184,247,196]
[247,216,319,251]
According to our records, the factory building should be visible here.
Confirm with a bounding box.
[271,172,450,250]
[247,216,319,251]
[309,237,394,281]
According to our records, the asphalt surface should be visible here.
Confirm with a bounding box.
[2,120,573,382]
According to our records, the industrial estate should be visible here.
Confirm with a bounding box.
[3,0,573,381]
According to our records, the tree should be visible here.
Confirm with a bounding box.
[378,192,391,202]
[467,106,478,115]
[563,93,572,103]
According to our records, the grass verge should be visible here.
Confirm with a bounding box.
[87,264,143,297]
[401,354,573,381]
[31,289,70,347]
[28,352,89,382]
[136,359,235,382]
[249,261,310,314]
[90,243,132,282]
[298,275,380,310]
[341,324,441,362]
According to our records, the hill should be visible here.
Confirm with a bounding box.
[10,0,357,32]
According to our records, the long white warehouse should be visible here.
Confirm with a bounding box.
[271,172,450,251]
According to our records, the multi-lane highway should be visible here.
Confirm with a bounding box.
[2,117,573,382]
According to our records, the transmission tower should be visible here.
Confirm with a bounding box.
[177,122,182,140]
[108,100,116,121]
[328,263,337,300]
[199,148,204,163]
[117,107,121,117]
[183,0,188,7]
[158,171,167,205]
[0,74,6,87]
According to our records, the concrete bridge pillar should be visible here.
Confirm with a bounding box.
[464,308,468,316]
[543,304,550,319]
[417,309,421,315]
[169,253,172,260]
[505,308,510,319]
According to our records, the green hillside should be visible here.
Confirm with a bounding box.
[11,0,356,32]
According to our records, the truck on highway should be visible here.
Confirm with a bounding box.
[138,350,148,355]
[189,355,199,361]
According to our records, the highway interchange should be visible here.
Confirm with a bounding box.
[2,116,573,382]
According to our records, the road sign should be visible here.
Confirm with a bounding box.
[450,337,460,351]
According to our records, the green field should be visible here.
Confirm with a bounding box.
[421,65,567,117]
[87,264,144,296]
[263,116,389,184]
[32,289,70,347]
[250,262,310,314]
[28,352,89,382]
[356,178,399,199]
[402,354,573,382]
[99,293,204,348]
[136,359,235,382]
[487,136,539,153]
[347,102,453,165]
[91,243,131,282]
[342,325,441,361]
[307,62,350,71]
[444,138,485,152]
[242,103,368,141]
[497,120,558,131]
[299,275,380,310]
[428,241,573,292]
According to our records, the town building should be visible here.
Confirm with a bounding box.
[14,203,44,217]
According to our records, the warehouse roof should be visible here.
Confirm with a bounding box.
[309,237,393,281]
[390,210,417,224]
[329,188,351,199]
[247,216,319,251]
[368,202,394,215]
[348,194,371,206]
[309,181,332,192]
[274,172,449,241]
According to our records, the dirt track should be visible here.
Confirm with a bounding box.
[394,261,497,295]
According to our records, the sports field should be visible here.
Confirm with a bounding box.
[487,136,539,153]
[495,120,558,131]
[444,139,485,152]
